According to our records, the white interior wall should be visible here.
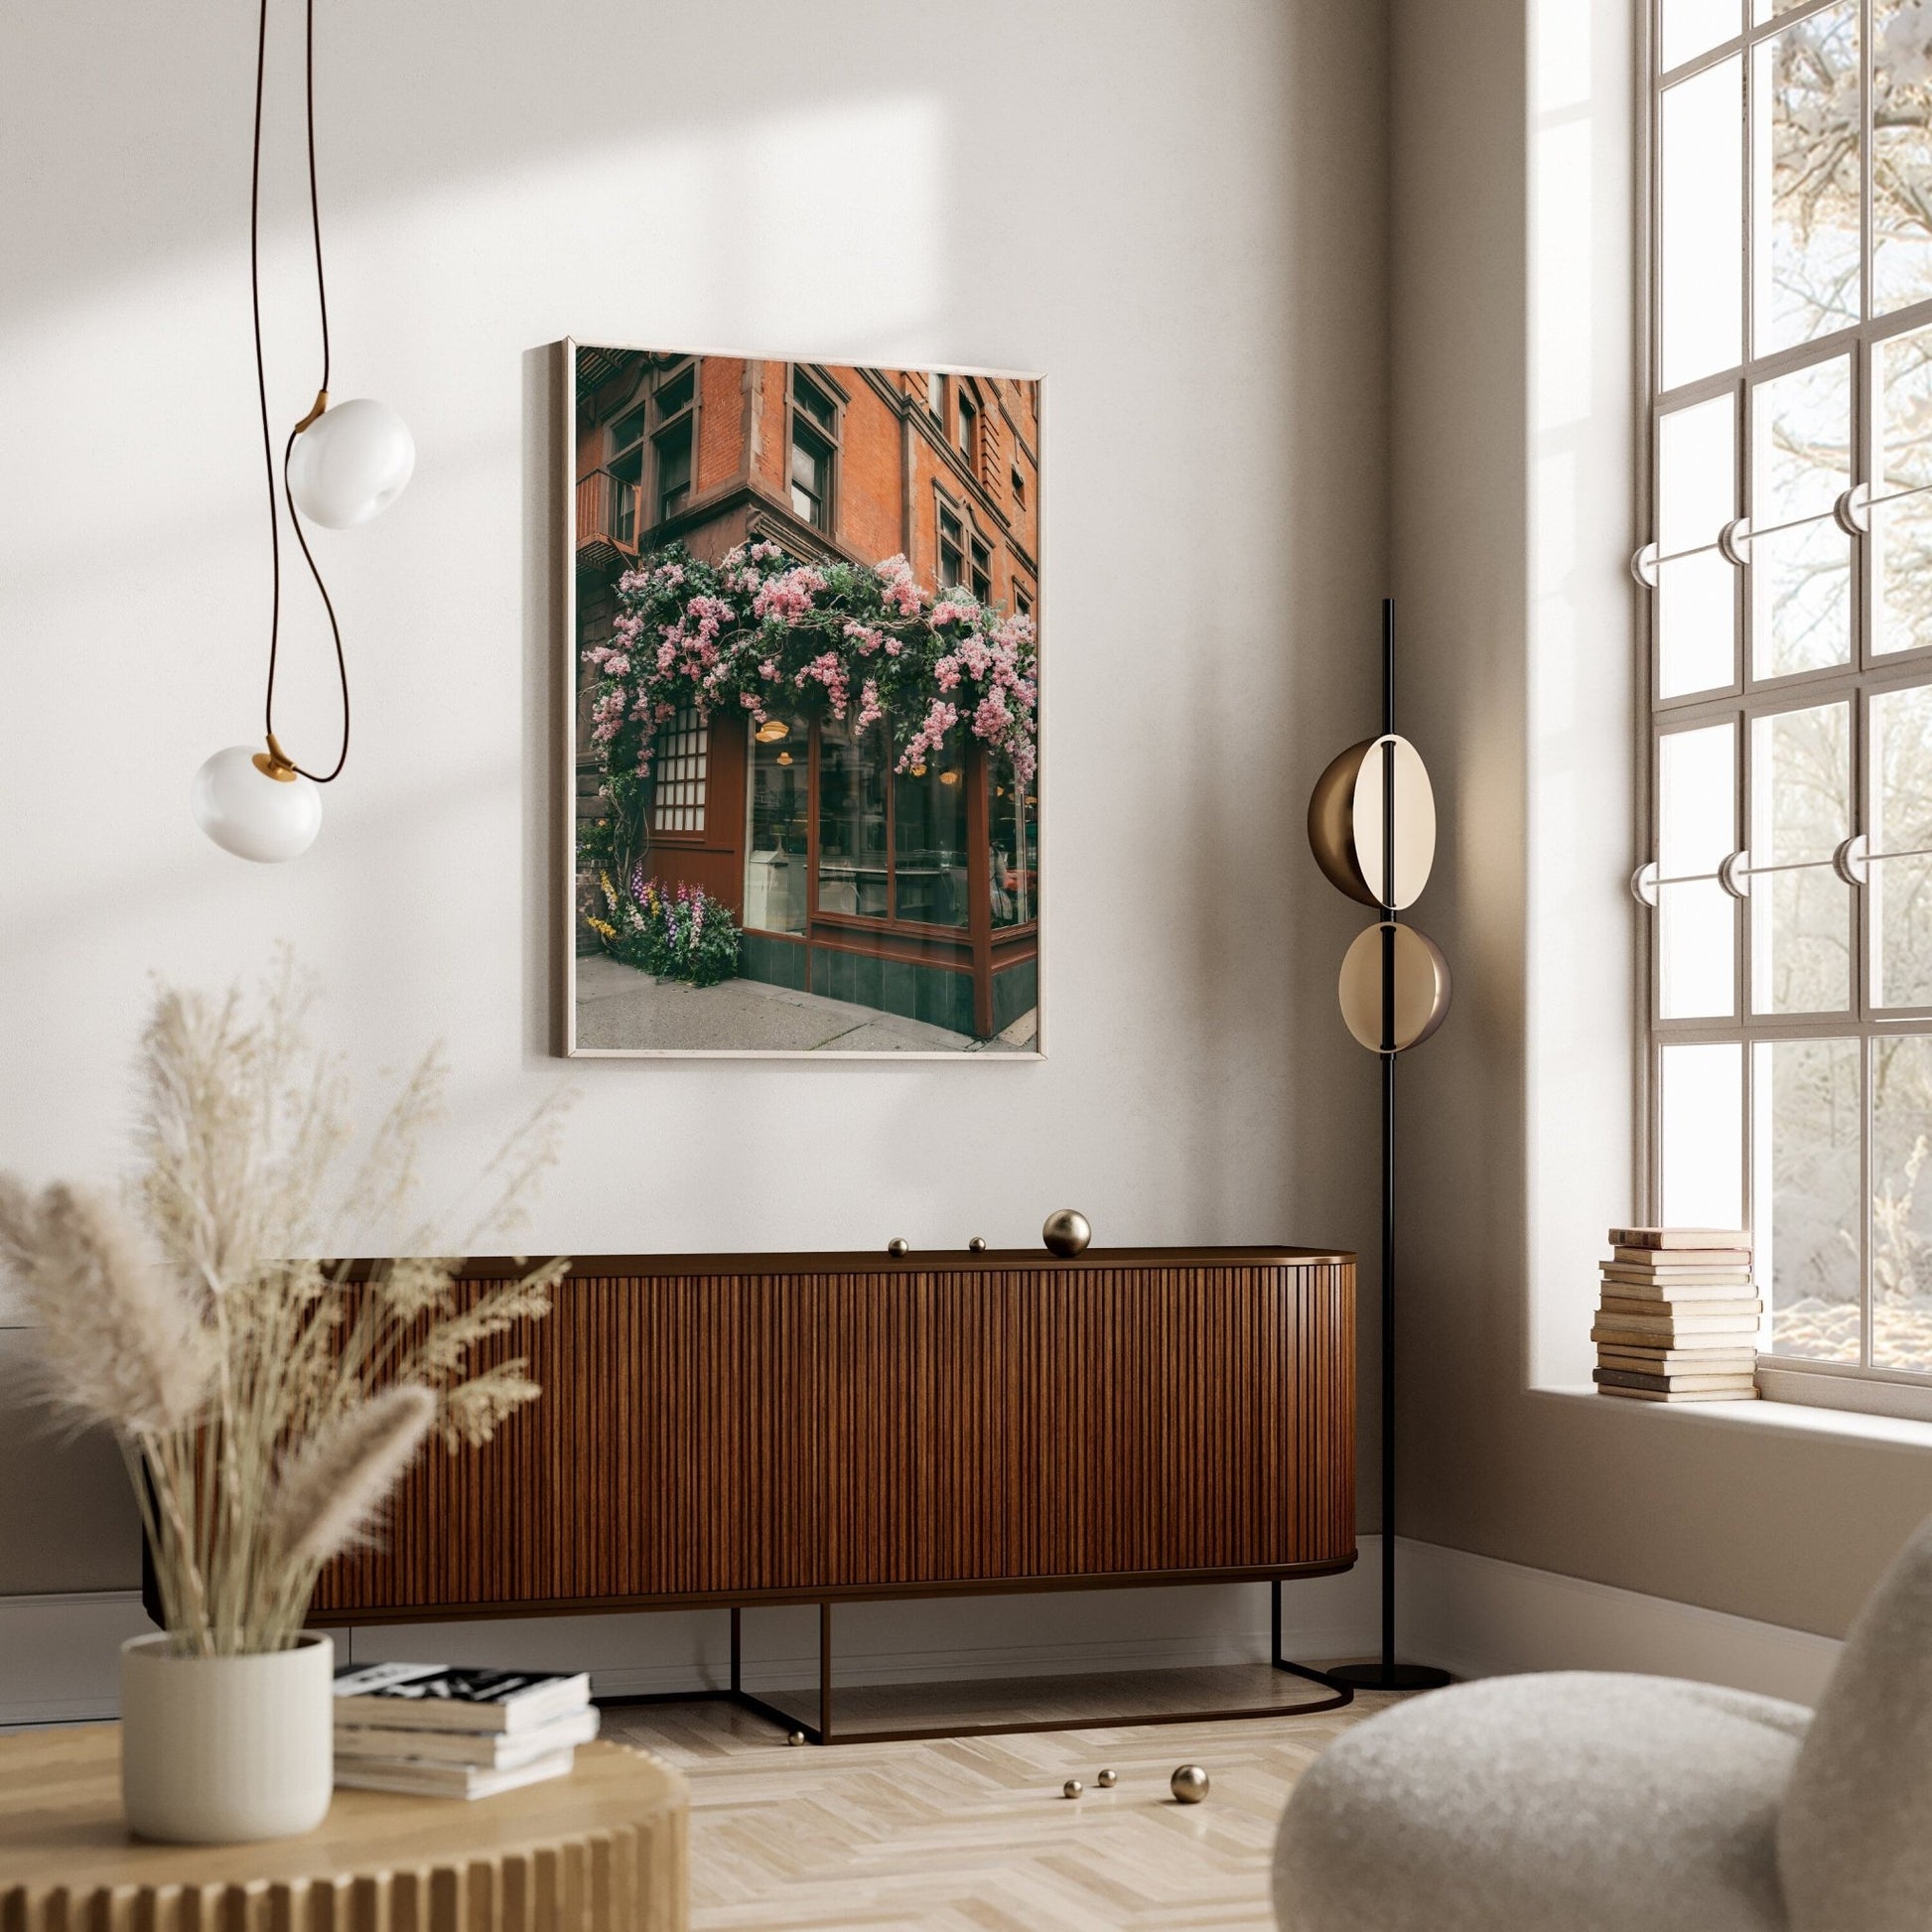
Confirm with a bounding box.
[0,0,1391,1629]
[6,0,1926,1701]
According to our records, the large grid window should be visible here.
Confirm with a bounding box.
[651,707,708,834]
[1643,0,1932,1396]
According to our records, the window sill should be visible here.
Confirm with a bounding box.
[1536,1382,1932,1451]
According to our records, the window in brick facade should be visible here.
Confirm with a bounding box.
[608,404,646,546]
[938,505,965,590]
[926,369,945,418]
[957,388,979,470]
[790,370,837,532]
[656,363,695,418]
[654,417,693,523]
[970,536,992,604]
[1011,465,1026,506]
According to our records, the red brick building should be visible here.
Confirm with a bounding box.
[574,348,1040,1040]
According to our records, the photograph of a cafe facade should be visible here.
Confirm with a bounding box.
[574,347,1040,1043]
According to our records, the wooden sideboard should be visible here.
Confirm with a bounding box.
[310,1246,1355,1618]
[302,1247,1358,1739]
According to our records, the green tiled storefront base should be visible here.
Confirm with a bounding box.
[737,932,1035,1042]
[811,945,975,1037]
[740,930,809,992]
[991,958,1036,1035]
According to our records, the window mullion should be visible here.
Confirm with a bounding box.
[1863,1034,1874,1369]
[1741,5,1757,371]
[1861,0,1874,338]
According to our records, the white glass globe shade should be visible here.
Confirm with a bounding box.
[285,397,415,528]
[191,746,322,862]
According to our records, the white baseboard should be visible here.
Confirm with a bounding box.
[0,1565,1379,1724]
[1399,1537,1844,1706]
[0,1536,1845,1726]
[0,1590,154,1725]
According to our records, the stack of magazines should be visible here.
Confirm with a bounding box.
[332,1662,599,1798]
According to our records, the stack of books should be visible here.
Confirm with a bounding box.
[1592,1226,1760,1404]
[332,1662,599,1798]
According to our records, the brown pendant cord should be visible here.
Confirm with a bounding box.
[252,0,349,783]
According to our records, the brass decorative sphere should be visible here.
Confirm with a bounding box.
[1042,1209,1091,1257]
[888,1238,909,1257]
[1096,1767,1118,1788]
[1062,1778,1084,1799]
[969,1236,988,1252]
[786,1729,806,1746]
[1171,1764,1209,1804]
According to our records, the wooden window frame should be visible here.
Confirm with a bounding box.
[650,704,710,843]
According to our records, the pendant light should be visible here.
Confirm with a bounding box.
[193,0,413,863]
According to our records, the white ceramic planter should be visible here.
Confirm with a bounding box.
[120,1631,334,1843]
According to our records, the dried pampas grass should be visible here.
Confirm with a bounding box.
[270,1386,437,1571]
[0,952,573,1656]
[0,1179,211,1435]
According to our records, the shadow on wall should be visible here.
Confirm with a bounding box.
[0,0,1397,1594]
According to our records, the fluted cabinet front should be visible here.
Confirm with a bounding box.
[310,1249,1356,1619]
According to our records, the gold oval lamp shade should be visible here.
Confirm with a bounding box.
[1338,922,1452,1053]
[1307,735,1437,910]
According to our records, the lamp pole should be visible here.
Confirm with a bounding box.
[1319,600,1452,1696]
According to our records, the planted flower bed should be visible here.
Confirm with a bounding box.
[588,868,740,989]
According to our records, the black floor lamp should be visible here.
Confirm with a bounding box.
[1306,599,1453,1693]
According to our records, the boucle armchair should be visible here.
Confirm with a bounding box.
[1273,1509,1932,1932]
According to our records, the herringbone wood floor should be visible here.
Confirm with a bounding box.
[603,1665,1394,1931]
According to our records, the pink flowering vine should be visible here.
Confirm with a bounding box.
[585,539,1038,814]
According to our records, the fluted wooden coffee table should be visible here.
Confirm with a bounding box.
[0,1726,687,1931]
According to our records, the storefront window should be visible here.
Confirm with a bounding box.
[893,759,968,927]
[988,758,1037,928]
[745,715,807,934]
[817,715,890,918]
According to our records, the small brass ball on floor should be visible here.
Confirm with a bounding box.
[1042,1209,1091,1257]
[786,1730,806,1746]
[1171,1764,1209,1804]
[888,1238,908,1257]
[1096,1767,1118,1788]
[1062,1778,1084,1799]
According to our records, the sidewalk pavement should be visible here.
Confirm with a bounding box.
[575,954,1038,1054]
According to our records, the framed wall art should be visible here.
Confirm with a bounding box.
[561,343,1043,1058]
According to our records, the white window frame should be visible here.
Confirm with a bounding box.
[1640,0,1932,1420]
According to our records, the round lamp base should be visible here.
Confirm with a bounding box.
[1323,1661,1454,1693]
